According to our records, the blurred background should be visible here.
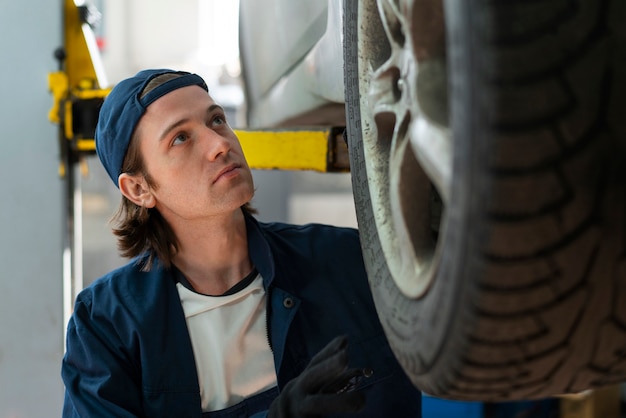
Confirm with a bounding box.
[0,0,355,416]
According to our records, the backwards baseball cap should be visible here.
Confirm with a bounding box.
[95,69,208,187]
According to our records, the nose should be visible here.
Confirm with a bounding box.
[203,129,231,161]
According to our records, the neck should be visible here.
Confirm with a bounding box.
[171,209,252,295]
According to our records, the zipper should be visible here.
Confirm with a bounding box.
[265,291,273,352]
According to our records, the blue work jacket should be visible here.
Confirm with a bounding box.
[62,215,422,417]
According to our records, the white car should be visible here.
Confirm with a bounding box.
[239,0,626,401]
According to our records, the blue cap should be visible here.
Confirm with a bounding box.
[95,69,208,187]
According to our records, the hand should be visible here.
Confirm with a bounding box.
[268,336,368,418]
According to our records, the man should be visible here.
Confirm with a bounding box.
[61,69,422,417]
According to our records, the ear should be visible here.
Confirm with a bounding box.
[118,173,156,208]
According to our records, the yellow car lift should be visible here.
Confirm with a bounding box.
[48,0,348,327]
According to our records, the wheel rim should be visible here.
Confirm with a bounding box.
[357,0,450,298]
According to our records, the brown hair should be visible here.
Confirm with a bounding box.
[110,73,255,271]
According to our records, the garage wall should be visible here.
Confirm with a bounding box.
[0,0,64,416]
[99,0,200,84]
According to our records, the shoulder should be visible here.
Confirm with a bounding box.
[256,220,365,271]
[74,256,175,314]
[259,220,361,246]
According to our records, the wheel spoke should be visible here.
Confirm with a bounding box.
[369,60,402,118]
[410,115,451,202]
[378,0,407,49]
[387,112,437,297]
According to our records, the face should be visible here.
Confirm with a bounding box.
[127,85,254,224]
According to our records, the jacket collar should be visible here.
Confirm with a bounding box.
[244,214,276,289]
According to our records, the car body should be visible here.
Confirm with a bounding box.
[239,0,344,128]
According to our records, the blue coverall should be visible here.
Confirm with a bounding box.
[62,215,422,417]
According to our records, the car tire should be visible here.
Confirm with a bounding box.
[344,0,626,400]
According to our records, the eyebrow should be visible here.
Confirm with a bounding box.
[158,104,225,142]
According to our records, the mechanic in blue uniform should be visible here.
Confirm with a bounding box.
[61,69,422,417]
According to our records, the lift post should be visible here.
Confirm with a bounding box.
[48,0,109,333]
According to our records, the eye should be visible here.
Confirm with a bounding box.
[172,132,190,146]
[211,114,227,127]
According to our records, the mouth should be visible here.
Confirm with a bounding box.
[213,163,240,184]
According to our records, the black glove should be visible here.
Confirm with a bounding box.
[268,335,368,418]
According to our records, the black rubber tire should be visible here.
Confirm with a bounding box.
[344,0,626,401]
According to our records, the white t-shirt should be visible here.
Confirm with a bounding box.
[176,273,277,412]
